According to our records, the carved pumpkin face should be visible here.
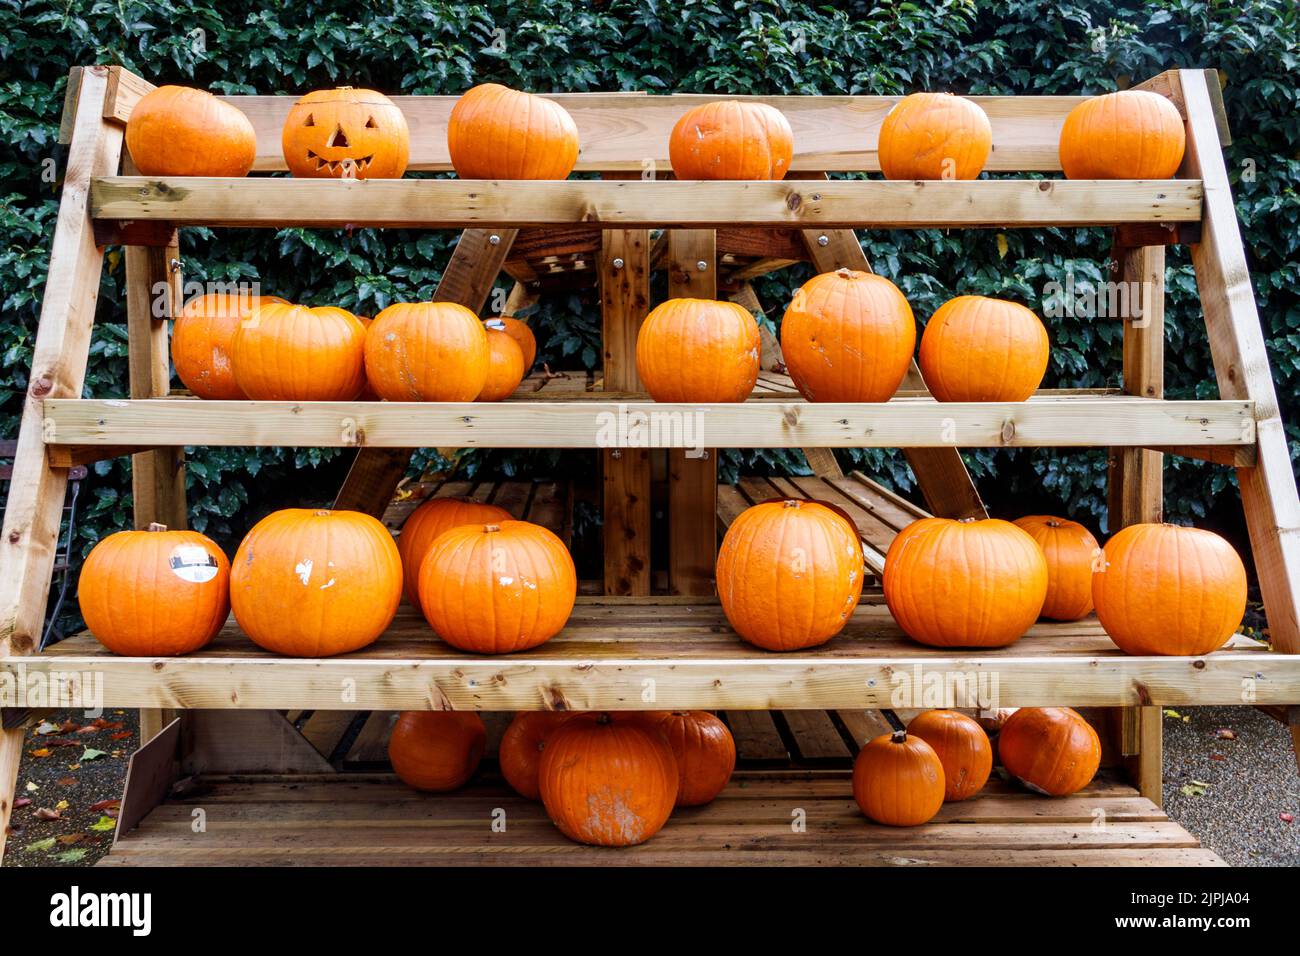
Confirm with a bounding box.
[281,88,409,179]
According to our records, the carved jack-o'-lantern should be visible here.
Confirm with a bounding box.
[281,88,410,179]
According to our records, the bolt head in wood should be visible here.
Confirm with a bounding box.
[488,234,501,245]
[696,260,707,271]
[613,257,625,269]
[817,235,829,246]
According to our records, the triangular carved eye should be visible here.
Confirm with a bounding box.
[302,113,315,127]
[365,116,378,128]
[327,125,350,148]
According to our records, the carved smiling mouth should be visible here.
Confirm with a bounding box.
[305,150,375,175]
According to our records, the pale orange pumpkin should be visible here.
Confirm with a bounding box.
[1059,90,1185,180]
[499,712,578,801]
[388,711,486,791]
[172,292,288,400]
[883,517,1048,648]
[396,497,513,605]
[906,710,992,802]
[639,711,736,806]
[853,730,945,826]
[1093,523,1247,655]
[1013,515,1101,621]
[878,92,992,180]
[281,87,410,179]
[231,302,368,401]
[998,707,1100,796]
[669,101,793,180]
[447,83,579,180]
[780,268,916,402]
[636,298,760,402]
[78,523,230,656]
[125,85,257,177]
[364,302,490,401]
[918,295,1050,402]
[478,322,527,401]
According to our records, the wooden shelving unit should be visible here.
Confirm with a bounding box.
[1,64,1297,866]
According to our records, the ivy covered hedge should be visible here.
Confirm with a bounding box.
[2,0,1298,567]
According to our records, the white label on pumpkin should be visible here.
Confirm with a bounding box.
[295,559,313,585]
[169,544,220,584]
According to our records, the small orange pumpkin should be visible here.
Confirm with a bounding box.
[478,322,527,401]
[906,710,992,802]
[396,497,513,605]
[388,711,486,792]
[499,712,578,801]
[883,517,1048,648]
[1093,523,1247,656]
[1013,515,1101,621]
[1059,90,1185,180]
[538,713,679,846]
[780,269,916,402]
[231,302,368,401]
[878,92,992,181]
[78,523,230,656]
[448,83,579,180]
[172,292,288,400]
[418,520,577,654]
[918,295,1050,402]
[494,317,537,369]
[998,707,1100,796]
[639,711,736,806]
[231,509,402,657]
[364,302,490,402]
[853,730,945,826]
[281,87,410,179]
[669,101,793,180]
[125,85,257,177]
[636,298,760,402]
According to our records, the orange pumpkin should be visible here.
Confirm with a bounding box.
[636,298,760,402]
[78,523,230,656]
[1059,90,1185,180]
[499,712,578,801]
[231,302,368,401]
[878,92,992,181]
[883,517,1048,648]
[906,710,992,802]
[998,707,1100,796]
[396,497,513,605]
[388,711,486,792]
[494,317,537,369]
[478,322,527,401]
[640,711,736,806]
[172,292,288,400]
[418,520,577,654]
[918,295,1050,402]
[538,713,679,846]
[1093,523,1247,656]
[852,730,945,826]
[281,87,410,179]
[125,85,256,177]
[230,509,402,657]
[364,302,489,401]
[780,269,916,402]
[447,83,579,180]
[716,500,865,651]
[669,101,793,180]
[1013,515,1101,621]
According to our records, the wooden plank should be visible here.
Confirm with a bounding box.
[299,711,361,761]
[181,711,334,774]
[723,711,789,761]
[345,711,397,764]
[102,66,155,127]
[91,177,1205,230]
[836,710,894,747]
[782,710,853,760]
[114,717,179,839]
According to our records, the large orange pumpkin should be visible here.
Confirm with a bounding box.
[1059,90,1185,180]
[447,83,579,180]
[636,298,760,402]
[538,713,679,846]
[1013,515,1101,621]
[669,101,793,180]
[231,302,368,401]
[396,497,513,605]
[388,712,486,791]
[478,322,527,401]
[716,499,865,651]
[172,292,288,400]
[494,317,537,369]
[780,269,916,402]
[418,520,577,654]
[125,85,256,177]
[883,517,1048,648]
[639,711,736,806]
[878,92,992,181]
[281,87,410,179]
[231,509,402,657]
[499,712,578,801]
[906,710,992,802]
[78,523,230,656]
[852,730,945,826]
[1093,523,1246,656]
[364,302,490,401]
[998,707,1100,796]
[918,295,1050,402]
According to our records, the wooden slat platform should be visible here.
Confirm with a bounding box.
[97,770,1224,867]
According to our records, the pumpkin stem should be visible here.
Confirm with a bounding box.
[782,500,802,509]
[889,730,908,744]
[313,510,331,517]
[483,524,501,534]
[146,522,167,532]
[1046,518,1061,528]
[596,713,613,726]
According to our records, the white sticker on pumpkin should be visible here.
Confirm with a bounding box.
[295,559,314,585]
[169,544,220,584]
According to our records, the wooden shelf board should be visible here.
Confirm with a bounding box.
[43,395,1253,451]
[15,596,1291,711]
[90,177,1203,230]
